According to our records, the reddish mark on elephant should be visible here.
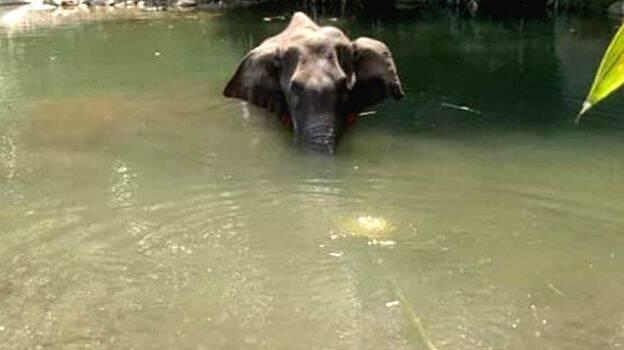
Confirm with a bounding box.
[347,113,357,126]
[281,115,292,125]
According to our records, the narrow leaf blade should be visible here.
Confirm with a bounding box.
[578,23,624,120]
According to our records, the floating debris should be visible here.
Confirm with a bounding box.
[358,111,376,117]
[389,278,439,350]
[263,16,286,22]
[385,300,400,308]
[329,251,344,258]
[329,231,346,240]
[154,51,161,57]
[547,283,567,298]
[441,102,482,115]
[367,239,396,247]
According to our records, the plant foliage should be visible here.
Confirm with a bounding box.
[577,22,624,123]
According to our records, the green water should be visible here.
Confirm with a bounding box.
[1,6,624,349]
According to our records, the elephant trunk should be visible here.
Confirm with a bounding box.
[300,121,338,154]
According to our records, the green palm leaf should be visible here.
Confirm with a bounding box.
[577,23,624,124]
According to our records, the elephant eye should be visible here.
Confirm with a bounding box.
[290,80,305,95]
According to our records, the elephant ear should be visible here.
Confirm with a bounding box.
[223,43,286,114]
[349,37,405,114]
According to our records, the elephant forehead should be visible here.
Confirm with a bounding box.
[317,26,350,43]
[294,59,343,81]
[284,26,350,54]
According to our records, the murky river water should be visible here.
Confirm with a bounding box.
[1,5,624,349]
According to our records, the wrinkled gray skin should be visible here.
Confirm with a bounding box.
[224,12,404,153]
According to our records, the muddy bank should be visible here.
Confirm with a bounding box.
[0,0,264,15]
[3,0,622,14]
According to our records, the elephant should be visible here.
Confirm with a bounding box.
[223,12,404,153]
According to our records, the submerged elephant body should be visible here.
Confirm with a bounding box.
[223,12,404,153]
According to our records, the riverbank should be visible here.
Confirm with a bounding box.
[2,0,623,15]
[0,0,257,30]
[0,0,262,12]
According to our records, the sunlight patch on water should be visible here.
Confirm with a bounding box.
[1,134,17,180]
[110,160,137,209]
[357,216,391,234]
[0,6,30,27]
[335,215,396,241]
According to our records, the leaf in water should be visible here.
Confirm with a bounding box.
[577,23,624,124]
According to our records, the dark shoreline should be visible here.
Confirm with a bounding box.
[1,0,623,15]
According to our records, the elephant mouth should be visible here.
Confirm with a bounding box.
[278,112,362,154]
[288,121,339,154]
[305,125,337,142]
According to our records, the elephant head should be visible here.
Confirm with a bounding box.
[223,12,404,153]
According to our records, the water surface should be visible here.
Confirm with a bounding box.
[1,6,624,349]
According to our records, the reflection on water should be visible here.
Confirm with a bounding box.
[1,7,624,350]
[1,133,17,180]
